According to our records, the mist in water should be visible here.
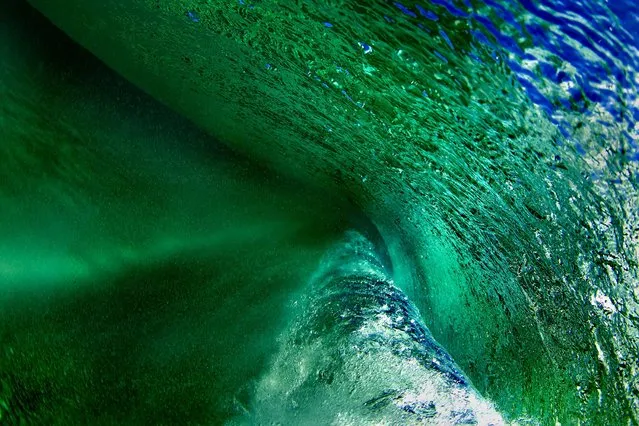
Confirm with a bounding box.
[1,2,355,423]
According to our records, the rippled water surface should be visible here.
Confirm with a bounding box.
[1,0,638,424]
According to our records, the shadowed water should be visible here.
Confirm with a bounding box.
[0,2,356,423]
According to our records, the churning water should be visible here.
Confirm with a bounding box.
[0,0,637,424]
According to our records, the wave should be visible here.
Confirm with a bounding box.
[2,0,638,423]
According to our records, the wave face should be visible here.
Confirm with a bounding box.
[3,0,639,423]
[247,231,505,425]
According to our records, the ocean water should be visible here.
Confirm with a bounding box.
[1,0,637,424]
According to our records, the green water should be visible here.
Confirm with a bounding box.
[1,0,638,424]
[0,2,355,423]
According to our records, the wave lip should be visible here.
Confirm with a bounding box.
[247,231,506,425]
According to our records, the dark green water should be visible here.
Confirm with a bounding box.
[0,2,355,423]
[1,0,638,424]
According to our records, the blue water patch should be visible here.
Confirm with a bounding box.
[607,0,639,45]
[439,29,454,50]
[469,52,482,63]
[186,10,200,23]
[519,0,635,67]
[574,143,586,156]
[358,42,373,54]
[464,0,639,132]
[538,62,557,82]
[394,2,417,18]
[433,50,448,63]
[517,76,554,116]
[471,29,494,48]
[416,4,439,20]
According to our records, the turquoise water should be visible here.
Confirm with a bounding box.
[1,0,638,424]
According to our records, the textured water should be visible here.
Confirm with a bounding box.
[1,0,638,424]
